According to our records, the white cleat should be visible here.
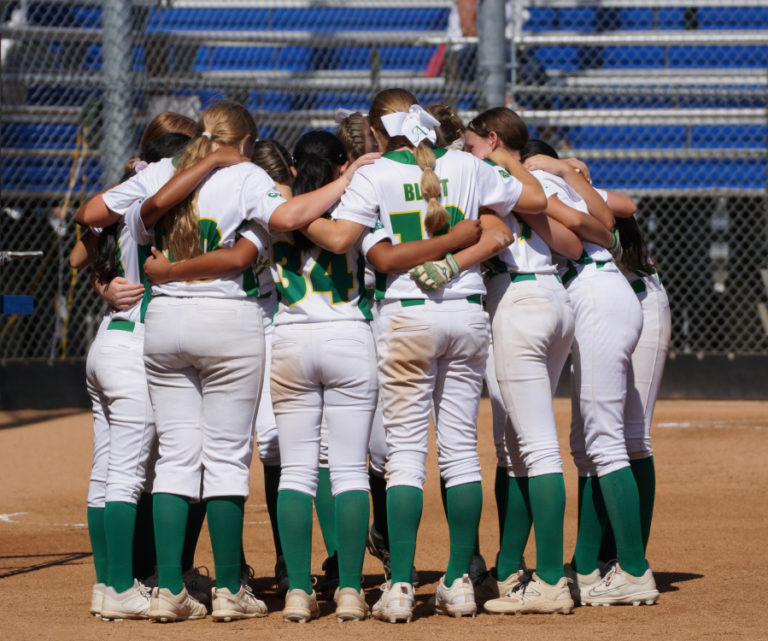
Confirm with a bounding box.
[580,562,659,607]
[100,579,151,621]
[90,583,106,618]
[434,574,477,618]
[212,584,268,621]
[334,587,370,622]
[282,588,320,623]
[372,581,415,623]
[484,573,573,615]
[149,586,207,622]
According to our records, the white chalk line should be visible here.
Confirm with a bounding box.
[657,420,768,430]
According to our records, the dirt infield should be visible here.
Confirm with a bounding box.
[2,399,766,641]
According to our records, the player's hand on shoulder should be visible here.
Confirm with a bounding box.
[341,151,383,184]
[143,246,173,284]
[562,157,592,183]
[410,253,461,291]
[447,219,482,249]
[99,276,145,310]
[523,154,569,177]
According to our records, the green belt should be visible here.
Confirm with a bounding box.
[631,279,647,295]
[562,260,608,287]
[510,272,536,283]
[400,294,482,308]
[107,319,135,332]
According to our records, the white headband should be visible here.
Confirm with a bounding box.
[201,131,212,139]
[334,108,367,123]
[381,105,439,146]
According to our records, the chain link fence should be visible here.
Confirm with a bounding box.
[1,0,767,359]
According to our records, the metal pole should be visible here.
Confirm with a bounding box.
[101,0,133,185]
[477,0,507,110]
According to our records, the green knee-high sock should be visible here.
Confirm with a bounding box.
[181,500,206,573]
[277,490,314,594]
[496,476,531,580]
[105,501,138,592]
[87,506,108,584]
[572,476,606,575]
[630,456,656,552]
[133,492,156,581]
[494,466,508,546]
[529,474,566,585]
[315,467,337,558]
[263,465,283,558]
[153,493,189,594]
[335,490,369,590]
[387,486,423,585]
[206,496,245,594]
[599,468,647,577]
[369,470,389,546]
[445,482,483,584]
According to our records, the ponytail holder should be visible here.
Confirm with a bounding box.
[381,104,439,146]
[132,160,148,172]
[201,131,212,139]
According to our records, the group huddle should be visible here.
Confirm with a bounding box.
[74,87,671,624]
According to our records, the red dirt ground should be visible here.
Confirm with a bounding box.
[1,399,766,641]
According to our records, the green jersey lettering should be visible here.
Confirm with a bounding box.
[273,240,307,305]
[403,183,415,201]
[310,251,354,304]
[514,213,532,242]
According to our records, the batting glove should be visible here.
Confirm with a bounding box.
[410,253,461,290]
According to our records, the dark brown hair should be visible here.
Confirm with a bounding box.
[467,107,529,152]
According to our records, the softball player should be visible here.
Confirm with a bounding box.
[74,127,201,620]
[102,101,377,623]
[300,88,545,622]
[520,140,659,606]
[598,215,671,562]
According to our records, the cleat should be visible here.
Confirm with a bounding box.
[274,556,290,595]
[564,562,602,606]
[580,562,659,607]
[90,583,106,617]
[283,588,319,623]
[149,586,207,622]
[100,579,151,621]
[484,573,573,615]
[334,587,370,622]
[434,574,477,618]
[372,581,414,623]
[212,584,268,621]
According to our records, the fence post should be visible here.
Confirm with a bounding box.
[101,0,133,185]
[477,0,507,110]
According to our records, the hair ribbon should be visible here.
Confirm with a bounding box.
[381,105,440,146]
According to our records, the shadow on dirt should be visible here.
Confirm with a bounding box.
[0,552,92,578]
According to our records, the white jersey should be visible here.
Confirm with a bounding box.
[334,148,523,301]
[270,225,390,325]
[532,169,612,276]
[94,221,152,325]
[484,164,557,276]
[105,159,286,299]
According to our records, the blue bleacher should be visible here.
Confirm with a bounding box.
[587,157,765,191]
[146,7,448,33]
[690,124,766,149]
[698,7,768,30]
[567,125,689,150]
[3,156,102,193]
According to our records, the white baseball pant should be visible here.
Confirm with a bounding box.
[375,298,489,490]
[143,296,265,499]
[486,273,574,478]
[567,263,643,477]
[271,320,378,497]
[86,317,155,506]
[625,275,671,459]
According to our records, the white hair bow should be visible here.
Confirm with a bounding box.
[381,105,440,146]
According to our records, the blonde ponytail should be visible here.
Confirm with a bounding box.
[414,140,449,235]
[164,101,258,261]
[164,136,211,261]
